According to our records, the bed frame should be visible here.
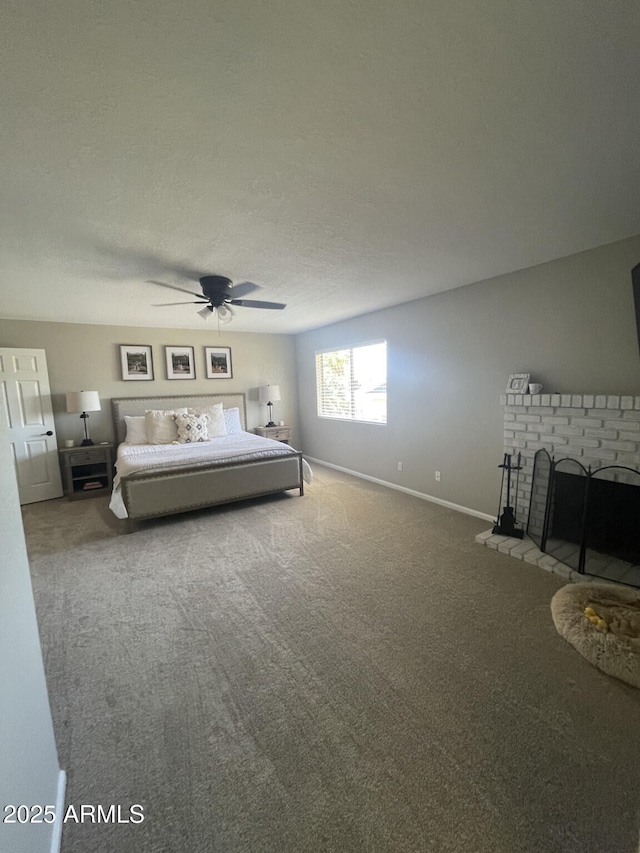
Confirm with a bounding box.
[111,393,303,530]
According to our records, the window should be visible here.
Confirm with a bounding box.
[316,340,387,424]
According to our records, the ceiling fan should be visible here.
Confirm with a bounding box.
[150,275,286,324]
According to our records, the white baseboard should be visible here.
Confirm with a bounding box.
[305,457,494,523]
[50,769,66,853]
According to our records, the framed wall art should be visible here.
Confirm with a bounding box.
[505,373,530,394]
[120,345,154,381]
[165,346,195,380]
[205,347,232,379]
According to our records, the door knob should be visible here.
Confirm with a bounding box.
[40,430,54,436]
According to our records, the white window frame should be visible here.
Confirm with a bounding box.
[315,339,387,425]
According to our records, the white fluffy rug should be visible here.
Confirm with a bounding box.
[551,583,640,689]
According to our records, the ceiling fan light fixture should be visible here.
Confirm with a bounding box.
[150,274,284,322]
[217,304,233,324]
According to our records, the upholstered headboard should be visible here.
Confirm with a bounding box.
[111,393,247,445]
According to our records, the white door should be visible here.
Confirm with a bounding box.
[0,348,63,504]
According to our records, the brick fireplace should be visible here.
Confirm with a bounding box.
[502,392,640,520]
[477,392,640,586]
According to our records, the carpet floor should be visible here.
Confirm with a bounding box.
[22,464,640,853]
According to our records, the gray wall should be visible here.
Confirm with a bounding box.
[0,399,62,853]
[0,321,299,447]
[296,234,640,517]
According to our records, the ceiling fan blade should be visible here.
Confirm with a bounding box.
[229,299,286,310]
[153,300,208,306]
[147,280,202,297]
[228,281,260,299]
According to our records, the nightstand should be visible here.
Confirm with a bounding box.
[254,425,292,444]
[60,444,114,500]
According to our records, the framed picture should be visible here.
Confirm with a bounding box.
[120,345,154,381]
[205,347,232,379]
[505,373,530,394]
[165,346,195,380]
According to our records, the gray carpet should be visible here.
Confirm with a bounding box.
[23,465,640,853]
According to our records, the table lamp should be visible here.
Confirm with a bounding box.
[66,391,101,446]
[258,385,281,427]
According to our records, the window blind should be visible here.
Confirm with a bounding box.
[315,341,387,424]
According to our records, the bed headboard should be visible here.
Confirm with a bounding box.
[111,393,247,445]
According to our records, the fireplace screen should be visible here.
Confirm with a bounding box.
[545,458,589,573]
[527,450,640,587]
[527,449,552,552]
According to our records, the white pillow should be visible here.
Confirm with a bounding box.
[188,404,227,438]
[124,415,147,445]
[223,407,243,434]
[173,412,210,443]
[144,408,188,444]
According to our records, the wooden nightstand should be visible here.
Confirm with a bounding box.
[254,425,292,444]
[60,444,114,500]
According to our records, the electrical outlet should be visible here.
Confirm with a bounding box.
[435,471,441,481]
[397,461,403,471]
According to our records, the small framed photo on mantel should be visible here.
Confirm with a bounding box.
[165,346,195,380]
[205,347,232,379]
[505,373,530,394]
[120,345,154,381]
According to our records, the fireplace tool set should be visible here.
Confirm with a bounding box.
[493,452,524,538]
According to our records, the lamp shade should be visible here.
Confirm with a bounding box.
[217,304,234,324]
[66,390,101,413]
[258,384,281,403]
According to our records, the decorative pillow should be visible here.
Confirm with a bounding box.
[173,412,210,443]
[144,408,188,445]
[223,407,243,434]
[124,415,148,445]
[188,404,227,438]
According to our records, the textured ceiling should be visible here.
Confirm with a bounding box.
[1,0,639,334]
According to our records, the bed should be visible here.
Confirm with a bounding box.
[110,393,305,530]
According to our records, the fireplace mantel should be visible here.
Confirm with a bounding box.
[500,393,640,410]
